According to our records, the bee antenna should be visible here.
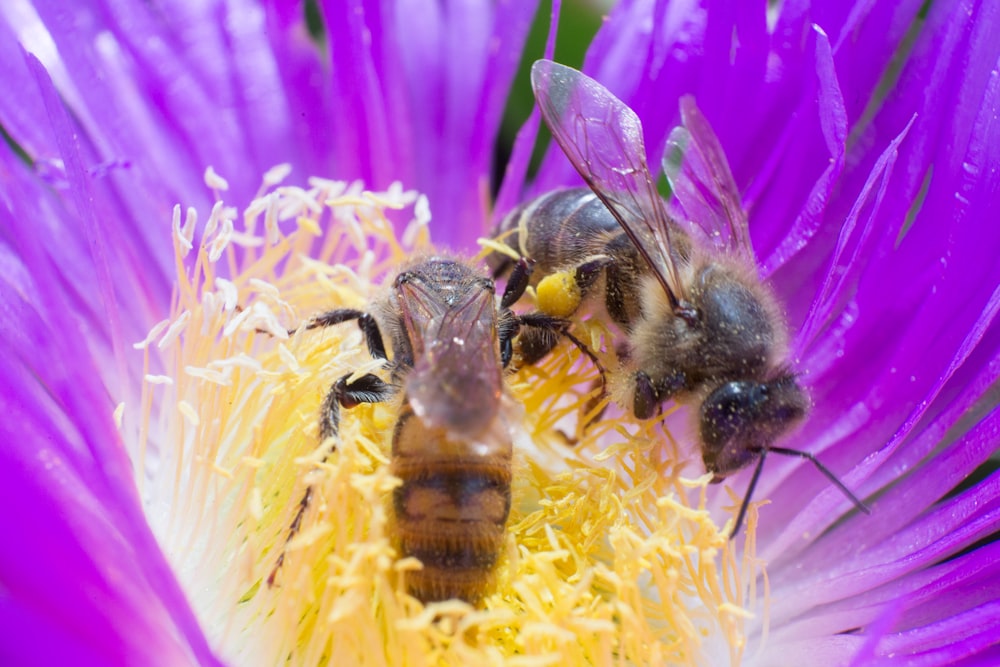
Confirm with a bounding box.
[729,450,768,539]
[729,446,871,540]
[768,446,871,516]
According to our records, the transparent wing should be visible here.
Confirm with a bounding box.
[662,96,754,259]
[399,278,502,438]
[531,59,688,306]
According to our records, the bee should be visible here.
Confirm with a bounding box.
[491,60,869,536]
[266,255,574,603]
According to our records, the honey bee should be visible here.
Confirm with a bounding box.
[266,255,574,603]
[491,60,869,535]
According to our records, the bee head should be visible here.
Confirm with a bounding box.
[699,375,808,479]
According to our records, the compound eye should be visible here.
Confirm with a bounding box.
[699,381,765,476]
[700,382,761,449]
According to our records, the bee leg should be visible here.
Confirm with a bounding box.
[299,309,388,362]
[634,372,659,420]
[517,313,607,386]
[267,372,394,588]
[500,257,535,310]
[319,373,393,440]
[506,321,559,367]
[633,370,685,420]
[534,256,612,320]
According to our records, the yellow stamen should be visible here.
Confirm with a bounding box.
[135,170,765,665]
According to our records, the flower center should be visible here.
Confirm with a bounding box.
[130,166,761,666]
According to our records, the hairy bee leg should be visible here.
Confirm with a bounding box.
[267,373,394,588]
[633,369,686,420]
[535,256,610,320]
[633,371,659,420]
[504,322,558,367]
[517,313,607,388]
[301,309,388,361]
[500,257,535,310]
[319,373,393,440]
[498,257,537,367]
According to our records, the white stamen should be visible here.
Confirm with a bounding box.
[262,163,293,188]
[264,192,281,245]
[184,366,232,385]
[177,400,200,426]
[134,318,170,349]
[248,278,280,300]
[204,166,230,191]
[158,312,191,350]
[277,343,300,371]
[343,214,367,252]
[402,194,431,247]
[243,194,268,235]
[172,205,193,256]
[308,177,348,203]
[214,278,239,313]
[182,207,197,247]
[208,354,263,372]
[204,200,224,240]
[202,291,221,321]
[357,250,376,282]
[144,374,174,385]
[277,185,322,217]
[208,216,234,262]
[229,231,265,247]
[221,306,252,337]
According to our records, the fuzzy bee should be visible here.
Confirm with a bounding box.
[267,255,574,603]
[490,60,869,535]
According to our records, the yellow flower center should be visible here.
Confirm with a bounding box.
[128,166,766,666]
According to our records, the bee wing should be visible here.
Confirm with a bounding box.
[531,59,688,306]
[662,96,754,259]
[398,279,503,438]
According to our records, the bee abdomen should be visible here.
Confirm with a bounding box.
[489,188,618,278]
[391,459,512,603]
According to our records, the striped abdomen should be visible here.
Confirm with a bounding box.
[489,188,620,279]
[489,187,649,330]
[390,408,513,604]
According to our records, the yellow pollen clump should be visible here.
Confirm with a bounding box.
[131,167,765,666]
[536,271,583,319]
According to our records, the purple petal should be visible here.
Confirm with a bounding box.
[320,0,539,248]
[0,228,221,665]
[877,601,1000,665]
[541,3,1000,661]
[493,0,562,221]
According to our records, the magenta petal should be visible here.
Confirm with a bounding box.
[493,0,562,221]
[759,25,848,280]
[320,0,539,248]
[0,262,220,665]
[947,645,1000,667]
[0,43,218,667]
[877,601,1000,665]
[766,411,1000,619]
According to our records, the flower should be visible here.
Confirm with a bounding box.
[2,1,998,667]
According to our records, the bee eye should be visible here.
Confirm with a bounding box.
[700,381,757,447]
